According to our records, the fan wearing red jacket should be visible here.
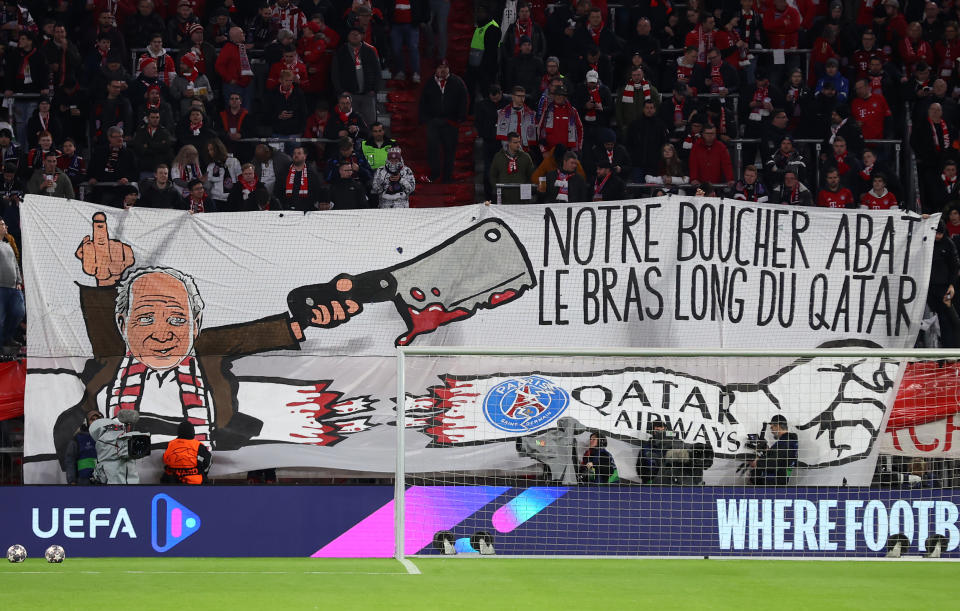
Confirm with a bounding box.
[267,47,310,91]
[899,22,935,76]
[935,23,960,81]
[298,22,337,98]
[215,27,255,108]
[762,0,800,49]
[860,174,899,209]
[684,13,717,66]
[689,125,733,185]
[818,168,856,208]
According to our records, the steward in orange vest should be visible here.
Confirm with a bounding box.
[162,421,212,485]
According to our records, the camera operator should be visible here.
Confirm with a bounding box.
[749,415,799,486]
[161,420,211,485]
[578,432,619,484]
[86,409,150,484]
[636,421,667,484]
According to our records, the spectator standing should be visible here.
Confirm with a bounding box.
[171,144,204,198]
[278,145,328,210]
[225,163,271,212]
[331,27,382,127]
[502,3,546,60]
[615,66,659,141]
[771,169,814,205]
[361,122,396,171]
[138,164,184,209]
[88,127,138,206]
[132,108,176,177]
[177,107,219,166]
[732,165,769,202]
[688,125,733,186]
[372,146,415,208]
[538,84,583,154]
[543,150,588,203]
[426,0,450,62]
[466,5,501,114]
[0,217,22,355]
[253,143,292,196]
[140,33,178,88]
[913,103,954,213]
[217,92,256,160]
[5,32,49,148]
[26,151,74,199]
[860,173,899,209]
[186,178,213,213]
[591,159,626,201]
[324,92,370,155]
[126,0,166,49]
[928,221,960,348]
[215,27,255,109]
[57,138,86,191]
[764,136,808,188]
[389,0,427,83]
[490,132,534,204]
[265,70,308,150]
[626,99,669,180]
[503,36,544,102]
[419,60,467,183]
[203,138,241,209]
[496,86,538,152]
[818,167,857,208]
[170,52,215,117]
[90,80,134,146]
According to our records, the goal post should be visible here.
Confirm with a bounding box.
[394,347,960,559]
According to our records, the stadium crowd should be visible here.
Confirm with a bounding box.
[476,0,960,215]
[0,0,958,485]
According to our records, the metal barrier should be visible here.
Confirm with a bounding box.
[728,138,903,184]
[494,182,538,205]
[77,180,134,201]
[238,137,339,144]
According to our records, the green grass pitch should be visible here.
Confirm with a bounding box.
[0,557,955,610]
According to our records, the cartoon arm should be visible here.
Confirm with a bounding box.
[75,212,134,287]
[286,271,397,340]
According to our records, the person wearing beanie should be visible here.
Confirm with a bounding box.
[170,51,214,116]
[372,146,416,208]
[162,420,212,485]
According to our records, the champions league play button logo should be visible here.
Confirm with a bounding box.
[483,376,570,433]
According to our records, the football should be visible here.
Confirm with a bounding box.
[44,545,65,563]
[6,544,27,563]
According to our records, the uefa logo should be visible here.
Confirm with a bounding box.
[482,376,570,433]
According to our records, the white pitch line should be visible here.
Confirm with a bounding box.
[2,570,413,576]
[398,558,421,575]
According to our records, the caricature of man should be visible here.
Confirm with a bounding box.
[53,212,359,459]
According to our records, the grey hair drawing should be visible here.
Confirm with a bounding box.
[114,266,205,329]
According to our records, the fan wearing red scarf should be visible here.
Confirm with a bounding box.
[912,102,956,213]
[572,7,617,56]
[684,13,717,67]
[275,145,328,211]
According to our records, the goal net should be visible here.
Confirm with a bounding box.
[395,347,960,559]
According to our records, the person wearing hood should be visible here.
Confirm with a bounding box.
[162,420,212,485]
[588,127,630,180]
[170,51,215,117]
[372,146,416,208]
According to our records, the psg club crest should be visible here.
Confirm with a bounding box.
[483,376,570,433]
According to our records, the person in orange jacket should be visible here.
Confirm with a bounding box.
[162,420,211,484]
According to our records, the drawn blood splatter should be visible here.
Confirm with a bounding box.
[285,383,377,446]
[489,289,517,306]
[405,378,480,445]
[397,303,470,345]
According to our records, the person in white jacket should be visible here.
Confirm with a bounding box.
[372,147,415,208]
[204,138,242,209]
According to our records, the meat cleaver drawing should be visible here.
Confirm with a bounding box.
[287,219,537,345]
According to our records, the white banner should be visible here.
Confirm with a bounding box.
[19,196,937,484]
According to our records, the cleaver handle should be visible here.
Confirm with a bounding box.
[287,270,398,328]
